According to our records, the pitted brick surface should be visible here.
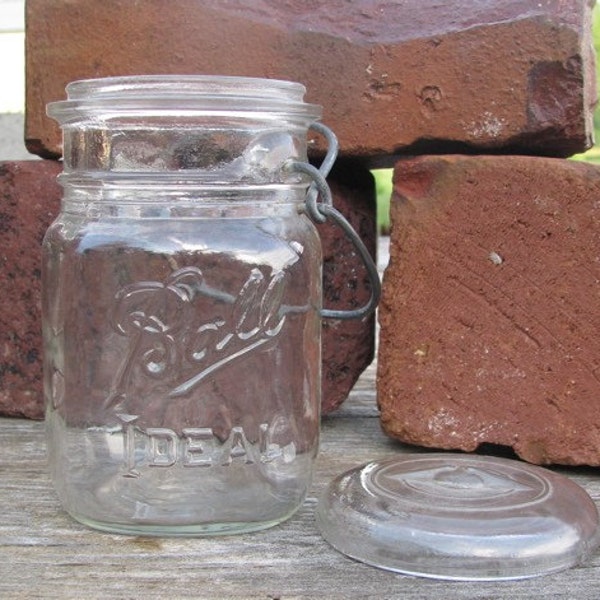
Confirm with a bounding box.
[378,155,600,465]
[26,0,595,162]
[319,163,376,413]
[0,161,61,418]
[0,160,374,417]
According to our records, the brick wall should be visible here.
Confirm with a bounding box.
[3,0,600,464]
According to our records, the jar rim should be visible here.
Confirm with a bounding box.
[47,74,322,123]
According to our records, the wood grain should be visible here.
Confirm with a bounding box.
[1,239,600,598]
[2,371,600,598]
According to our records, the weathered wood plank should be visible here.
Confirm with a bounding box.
[2,241,600,598]
[1,403,600,598]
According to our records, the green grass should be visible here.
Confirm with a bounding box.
[372,168,393,234]
[572,2,600,164]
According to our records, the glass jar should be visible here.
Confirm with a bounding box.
[42,75,378,536]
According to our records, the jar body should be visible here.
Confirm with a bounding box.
[43,75,326,535]
[43,185,322,535]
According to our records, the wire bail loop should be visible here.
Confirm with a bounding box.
[285,123,381,320]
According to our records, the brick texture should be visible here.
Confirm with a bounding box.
[26,0,595,162]
[319,162,376,413]
[0,161,61,419]
[0,160,375,418]
[378,155,600,466]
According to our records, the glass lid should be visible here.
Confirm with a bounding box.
[316,453,600,581]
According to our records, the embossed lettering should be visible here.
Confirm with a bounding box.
[220,426,254,465]
[181,428,215,467]
[146,428,178,467]
[120,417,295,476]
[106,266,289,410]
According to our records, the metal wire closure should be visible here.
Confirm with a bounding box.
[284,123,381,320]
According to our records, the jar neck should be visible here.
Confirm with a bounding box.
[49,76,323,190]
[59,181,310,219]
[60,123,312,186]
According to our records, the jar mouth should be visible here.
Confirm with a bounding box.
[47,75,322,124]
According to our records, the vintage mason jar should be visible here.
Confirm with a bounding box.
[42,75,378,536]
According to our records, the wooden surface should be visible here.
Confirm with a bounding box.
[2,239,600,598]
[2,370,600,599]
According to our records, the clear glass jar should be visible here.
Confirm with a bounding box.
[42,76,328,536]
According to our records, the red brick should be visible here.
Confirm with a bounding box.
[26,0,594,162]
[378,155,600,466]
[319,162,376,413]
[0,161,61,419]
[0,160,374,417]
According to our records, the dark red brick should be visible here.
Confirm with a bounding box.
[319,162,376,413]
[0,160,374,417]
[26,0,595,162]
[378,155,600,466]
[0,161,61,419]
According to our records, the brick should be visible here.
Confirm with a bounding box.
[378,155,600,466]
[0,160,374,418]
[26,0,595,162]
[0,161,61,419]
[319,162,376,413]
